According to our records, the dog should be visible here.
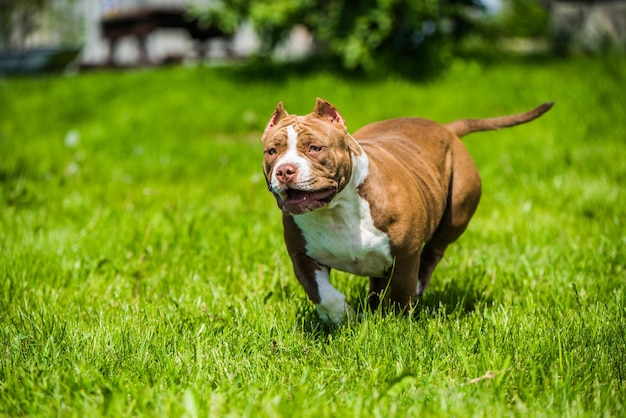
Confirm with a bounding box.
[262,98,552,324]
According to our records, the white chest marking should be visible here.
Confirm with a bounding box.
[294,185,393,277]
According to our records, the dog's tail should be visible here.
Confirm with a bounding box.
[445,102,554,138]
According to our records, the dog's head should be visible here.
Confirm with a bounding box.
[262,98,364,215]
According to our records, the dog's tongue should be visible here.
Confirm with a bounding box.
[277,188,336,214]
[286,188,335,203]
[285,189,309,203]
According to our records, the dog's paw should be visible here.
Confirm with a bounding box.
[315,300,355,326]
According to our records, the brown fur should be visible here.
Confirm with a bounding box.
[263,99,553,320]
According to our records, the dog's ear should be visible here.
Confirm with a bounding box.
[265,101,288,133]
[314,98,346,130]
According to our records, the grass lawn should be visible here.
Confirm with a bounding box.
[1,55,625,417]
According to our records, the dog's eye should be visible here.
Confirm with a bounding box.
[309,145,323,153]
[265,148,277,156]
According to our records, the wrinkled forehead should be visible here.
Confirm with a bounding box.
[263,114,337,144]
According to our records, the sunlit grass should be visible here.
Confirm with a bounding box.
[1,55,624,416]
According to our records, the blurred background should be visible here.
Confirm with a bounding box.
[1,0,625,75]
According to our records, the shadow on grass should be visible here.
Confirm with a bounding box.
[295,278,493,339]
[414,279,494,318]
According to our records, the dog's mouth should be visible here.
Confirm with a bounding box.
[275,187,337,215]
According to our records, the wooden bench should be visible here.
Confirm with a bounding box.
[100,7,231,65]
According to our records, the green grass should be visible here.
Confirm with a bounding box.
[1,55,625,417]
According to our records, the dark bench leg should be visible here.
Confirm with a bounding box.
[136,34,150,65]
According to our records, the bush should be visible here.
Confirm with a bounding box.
[496,0,550,38]
[196,0,484,72]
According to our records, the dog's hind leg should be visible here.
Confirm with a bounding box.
[417,246,444,296]
[417,137,482,295]
[368,276,388,312]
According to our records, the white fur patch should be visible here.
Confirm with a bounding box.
[416,281,425,297]
[314,268,353,325]
[270,125,312,190]
[294,157,393,278]
[347,134,369,187]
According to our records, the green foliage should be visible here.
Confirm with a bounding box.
[0,0,50,47]
[248,0,315,56]
[1,55,625,416]
[0,0,82,48]
[497,0,550,38]
[197,0,483,71]
[190,0,248,35]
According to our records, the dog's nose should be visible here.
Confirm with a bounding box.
[275,163,298,184]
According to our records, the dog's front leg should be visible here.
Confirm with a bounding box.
[291,254,354,325]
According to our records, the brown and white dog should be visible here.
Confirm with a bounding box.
[262,98,552,325]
